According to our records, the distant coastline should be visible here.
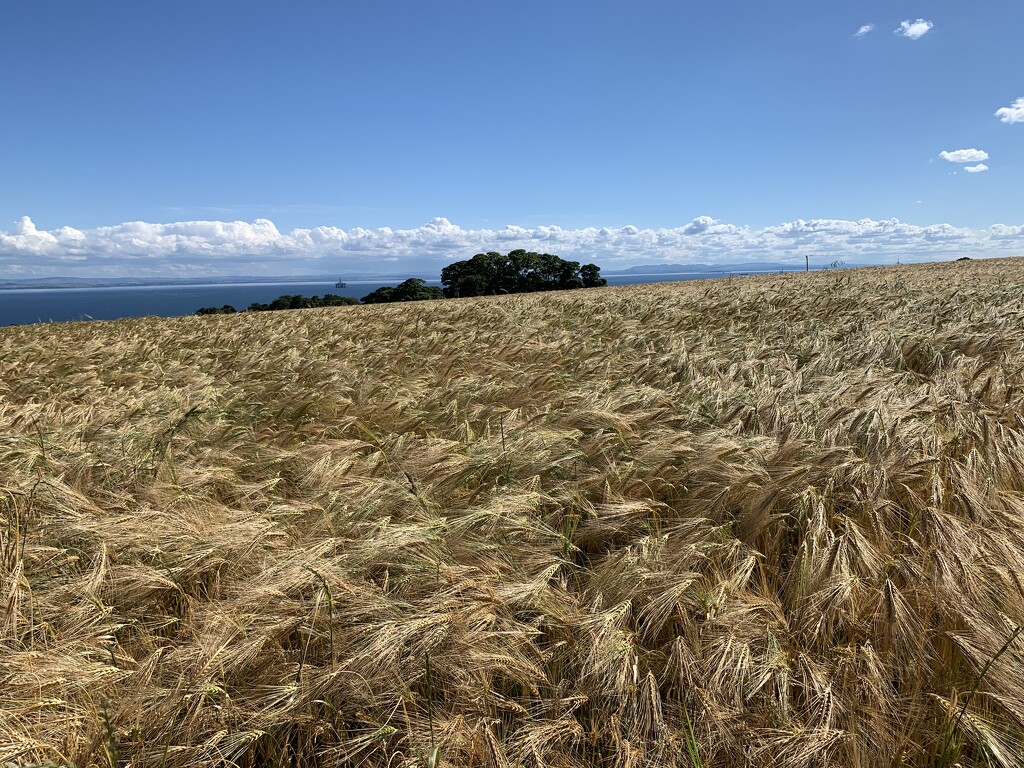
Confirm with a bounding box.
[0,274,403,291]
[606,261,800,275]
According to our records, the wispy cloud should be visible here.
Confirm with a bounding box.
[895,19,933,39]
[964,164,989,173]
[939,148,989,163]
[853,23,874,37]
[995,97,1024,124]
[2,215,1023,278]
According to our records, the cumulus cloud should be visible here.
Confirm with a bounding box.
[964,164,989,173]
[2,215,1023,278]
[895,19,933,39]
[996,97,1024,124]
[853,23,874,37]
[683,216,716,235]
[939,148,989,163]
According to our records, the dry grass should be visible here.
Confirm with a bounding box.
[3,259,1024,767]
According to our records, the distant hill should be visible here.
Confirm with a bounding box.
[0,273,430,290]
[606,262,799,275]
[0,275,335,290]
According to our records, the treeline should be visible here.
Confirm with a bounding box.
[195,294,358,315]
[245,294,359,312]
[360,278,443,304]
[195,252,605,314]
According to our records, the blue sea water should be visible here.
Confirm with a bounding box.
[0,281,391,326]
[0,273,753,327]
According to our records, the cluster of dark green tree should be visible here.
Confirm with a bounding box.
[359,278,444,304]
[247,294,359,312]
[195,294,358,315]
[441,250,605,298]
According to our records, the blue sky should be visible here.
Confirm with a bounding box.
[1,0,1022,276]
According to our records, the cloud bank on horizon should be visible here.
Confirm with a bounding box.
[2,215,1023,278]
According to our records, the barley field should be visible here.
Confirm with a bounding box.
[3,260,1024,768]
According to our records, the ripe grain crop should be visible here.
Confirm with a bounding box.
[3,259,1024,767]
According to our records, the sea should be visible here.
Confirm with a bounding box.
[0,272,767,328]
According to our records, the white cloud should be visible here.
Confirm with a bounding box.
[895,19,933,39]
[683,216,716,235]
[964,164,989,173]
[854,23,874,37]
[939,148,989,163]
[995,97,1024,124]
[2,215,1024,277]
[991,224,1024,239]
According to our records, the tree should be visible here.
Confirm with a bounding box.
[319,294,360,306]
[580,263,607,288]
[441,251,605,297]
[439,252,505,297]
[245,294,358,312]
[195,304,237,315]
[360,278,445,304]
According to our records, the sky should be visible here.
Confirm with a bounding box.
[1,0,1022,277]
